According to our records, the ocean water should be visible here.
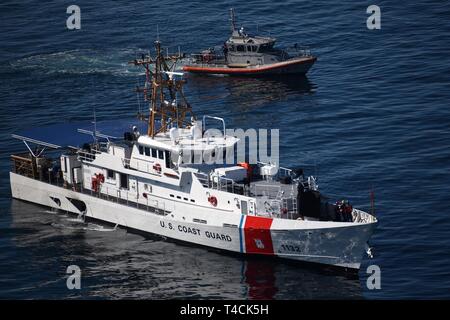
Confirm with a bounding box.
[1,0,450,299]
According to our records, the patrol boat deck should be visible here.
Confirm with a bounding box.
[9,41,376,271]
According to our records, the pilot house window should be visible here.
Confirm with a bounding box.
[107,169,115,180]
[119,173,128,190]
[165,150,172,168]
[236,45,245,52]
[144,147,150,156]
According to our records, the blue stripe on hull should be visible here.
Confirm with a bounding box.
[238,215,245,253]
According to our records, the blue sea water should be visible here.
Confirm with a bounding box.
[1,0,450,299]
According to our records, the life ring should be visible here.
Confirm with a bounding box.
[97,173,105,183]
[153,163,162,173]
[91,176,98,192]
[208,195,218,207]
[91,173,104,192]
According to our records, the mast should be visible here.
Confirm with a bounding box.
[130,41,195,138]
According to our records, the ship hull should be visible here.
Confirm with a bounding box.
[10,172,375,270]
[183,57,317,76]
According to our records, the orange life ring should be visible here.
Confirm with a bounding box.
[97,173,105,183]
[91,176,98,192]
[91,173,104,192]
[208,195,218,207]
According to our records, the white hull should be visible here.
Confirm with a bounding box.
[10,172,376,270]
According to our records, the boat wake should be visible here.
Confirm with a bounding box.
[40,209,58,215]
[51,219,118,232]
[10,49,147,77]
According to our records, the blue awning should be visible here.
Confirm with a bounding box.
[12,118,147,149]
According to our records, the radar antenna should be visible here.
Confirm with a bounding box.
[229,8,236,32]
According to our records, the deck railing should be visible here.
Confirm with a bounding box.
[11,158,170,216]
[188,53,227,67]
[194,172,249,196]
[77,150,97,162]
[96,184,167,215]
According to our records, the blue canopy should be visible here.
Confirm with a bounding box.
[12,118,147,149]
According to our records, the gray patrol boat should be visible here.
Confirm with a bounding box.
[183,8,317,76]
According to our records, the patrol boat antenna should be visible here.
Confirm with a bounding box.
[130,40,194,138]
[230,8,236,33]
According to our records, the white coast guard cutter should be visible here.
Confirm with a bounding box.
[9,41,376,271]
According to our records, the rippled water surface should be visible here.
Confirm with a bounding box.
[1,0,450,299]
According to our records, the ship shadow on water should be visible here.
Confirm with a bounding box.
[186,73,316,111]
[238,257,362,300]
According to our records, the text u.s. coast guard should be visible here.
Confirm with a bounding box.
[160,221,232,242]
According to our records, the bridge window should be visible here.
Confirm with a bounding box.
[258,43,274,53]
[158,149,164,160]
[119,173,129,190]
[236,45,245,52]
[107,169,115,180]
[151,148,157,158]
[138,145,144,155]
[144,147,150,156]
[165,150,173,168]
